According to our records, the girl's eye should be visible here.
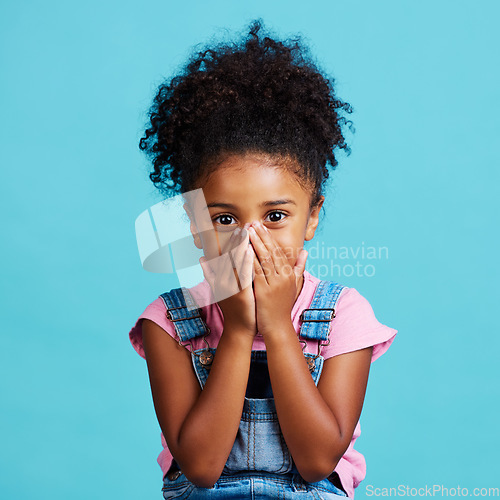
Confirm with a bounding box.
[266,211,286,223]
[212,214,235,226]
[212,211,287,226]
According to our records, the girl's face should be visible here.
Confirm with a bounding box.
[188,153,324,269]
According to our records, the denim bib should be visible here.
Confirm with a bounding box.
[159,280,348,498]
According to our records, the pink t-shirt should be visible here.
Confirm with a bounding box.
[128,270,398,498]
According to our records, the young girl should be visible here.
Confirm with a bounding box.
[129,19,398,499]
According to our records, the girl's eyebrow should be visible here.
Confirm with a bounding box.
[206,199,296,209]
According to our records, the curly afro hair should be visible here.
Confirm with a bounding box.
[139,18,354,210]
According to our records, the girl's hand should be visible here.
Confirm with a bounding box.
[247,221,308,337]
[199,225,257,338]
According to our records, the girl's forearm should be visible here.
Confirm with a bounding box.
[176,328,253,486]
[264,322,344,482]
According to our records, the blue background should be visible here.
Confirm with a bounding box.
[1,1,498,498]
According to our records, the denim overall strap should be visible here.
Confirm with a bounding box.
[160,286,215,384]
[159,286,208,343]
[299,280,345,341]
[295,280,346,382]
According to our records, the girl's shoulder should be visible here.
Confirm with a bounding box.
[129,296,173,359]
[128,282,223,360]
[304,271,398,363]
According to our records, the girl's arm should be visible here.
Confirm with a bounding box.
[265,328,373,483]
[142,319,254,488]
[246,222,373,483]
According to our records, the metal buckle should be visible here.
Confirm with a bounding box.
[166,305,202,322]
[300,331,332,370]
[317,336,331,356]
[299,308,336,322]
[299,309,335,367]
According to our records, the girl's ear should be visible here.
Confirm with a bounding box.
[183,203,203,250]
[305,196,325,241]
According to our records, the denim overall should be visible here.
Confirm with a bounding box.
[159,280,349,499]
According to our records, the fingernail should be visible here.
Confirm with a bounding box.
[234,227,241,235]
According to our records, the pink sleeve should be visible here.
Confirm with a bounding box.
[321,287,398,363]
[128,297,177,359]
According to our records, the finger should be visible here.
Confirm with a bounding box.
[238,244,255,290]
[199,256,215,285]
[222,227,253,295]
[204,251,240,302]
[251,244,268,284]
[294,249,308,277]
[231,227,249,266]
[252,223,289,274]
[228,250,243,292]
[248,225,276,278]
[220,249,242,297]
[273,239,293,275]
[217,228,242,281]
[229,227,250,281]
[220,225,240,255]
